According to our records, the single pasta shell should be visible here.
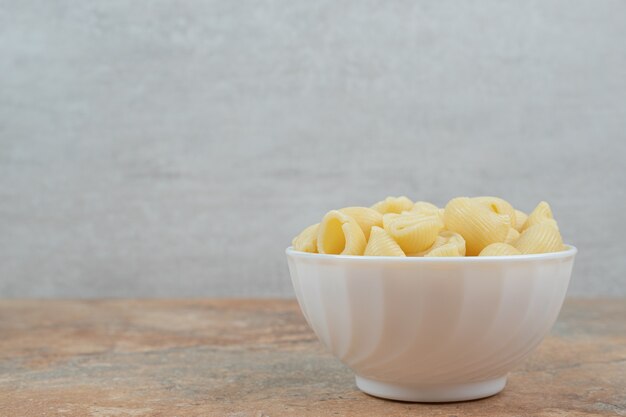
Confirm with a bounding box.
[292,223,319,253]
[514,222,564,254]
[479,243,522,256]
[317,210,367,255]
[371,196,414,214]
[339,207,383,240]
[444,197,510,256]
[473,196,517,229]
[364,226,405,257]
[384,212,444,254]
[522,201,557,231]
[411,201,440,215]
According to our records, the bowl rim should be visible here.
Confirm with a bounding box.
[286,244,577,262]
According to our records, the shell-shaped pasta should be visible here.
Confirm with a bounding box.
[425,243,463,257]
[473,196,516,228]
[364,226,405,257]
[444,197,511,256]
[406,231,448,257]
[384,212,444,254]
[339,207,383,240]
[504,228,520,245]
[417,231,466,257]
[522,201,558,231]
[514,222,564,254]
[382,213,399,229]
[317,210,366,255]
[514,209,528,232]
[291,223,319,253]
[406,243,437,257]
[411,201,439,215]
[371,196,414,214]
[479,243,522,256]
[439,231,466,256]
[410,201,446,225]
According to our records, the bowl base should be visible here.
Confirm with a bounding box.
[355,375,507,402]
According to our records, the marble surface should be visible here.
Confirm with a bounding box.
[0,298,624,416]
[1,1,626,297]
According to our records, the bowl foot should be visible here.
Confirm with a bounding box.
[355,375,507,402]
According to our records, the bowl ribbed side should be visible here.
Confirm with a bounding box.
[288,251,575,385]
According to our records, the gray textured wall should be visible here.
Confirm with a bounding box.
[1,0,625,298]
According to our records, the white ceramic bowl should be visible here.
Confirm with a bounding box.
[286,245,577,402]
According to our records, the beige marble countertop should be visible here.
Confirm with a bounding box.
[1,298,624,416]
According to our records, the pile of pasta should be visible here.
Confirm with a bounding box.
[291,196,565,257]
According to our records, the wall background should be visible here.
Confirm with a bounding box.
[1,0,625,297]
